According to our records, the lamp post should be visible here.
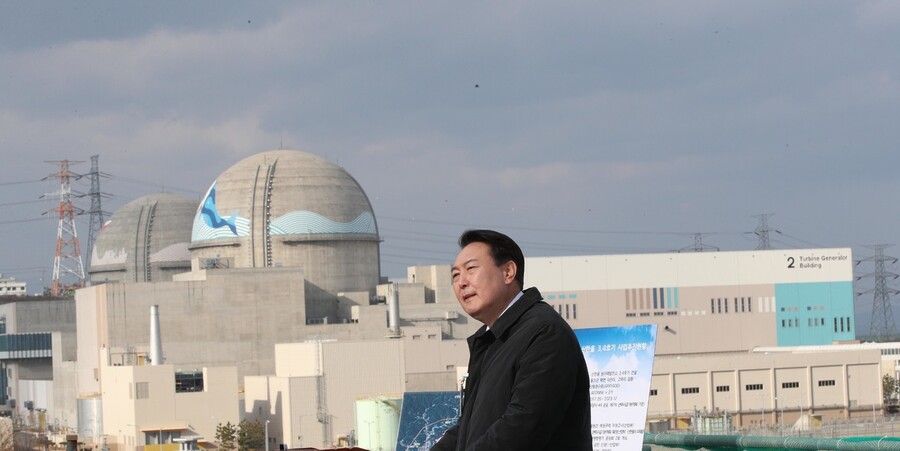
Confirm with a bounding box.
[265,420,270,451]
[774,397,783,435]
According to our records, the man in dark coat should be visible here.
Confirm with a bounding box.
[431,230,592,451]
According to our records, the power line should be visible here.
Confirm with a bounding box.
[107,174,201,196]
[775,231,827,248]
[0,217,47,225]
[0,179,42,186]
[0,198,55,207]
[378,215,738,236]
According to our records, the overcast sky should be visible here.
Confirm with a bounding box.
[2,1,899,334]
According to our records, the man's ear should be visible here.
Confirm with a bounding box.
[503,261,517,285]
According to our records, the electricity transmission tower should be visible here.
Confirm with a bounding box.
[677,233,719,252]
[84,154,111,270]
[44,160,85,297]
[753,213,776,250]
[856,245,900,341]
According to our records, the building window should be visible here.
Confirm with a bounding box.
[135,382,150,399]
[724,299,728,313]
[782,382,799,389]
[716,385,730,392]
[626,313,636,317]
[565,304,570,320]
[745,384,763,391]
[681,387,700,394]
[818,380,836,387]
[711,299,715,314]
[717,298,722,313]
[748,298,752,312]
[650,389,658,396]
[175,371,204,393]
[640,312,650,317]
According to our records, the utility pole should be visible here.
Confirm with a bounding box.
[856,245,899,341]
[43,160,85,297]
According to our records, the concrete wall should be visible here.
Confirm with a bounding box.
[408,265,455,304]
[649,349,881,427]
[83,268,310,381]
[250,336,467,449]
[102,363,238,451]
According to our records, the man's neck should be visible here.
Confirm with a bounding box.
[485,289,525,329]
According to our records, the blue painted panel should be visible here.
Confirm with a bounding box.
[775,281,855,346]
[396,391,460,450]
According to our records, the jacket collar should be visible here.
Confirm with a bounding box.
[470,287,543,343]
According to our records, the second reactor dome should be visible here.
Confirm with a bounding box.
[89,193,196,284]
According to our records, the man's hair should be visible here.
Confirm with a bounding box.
[458,229,525,289]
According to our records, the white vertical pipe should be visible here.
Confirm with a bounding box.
[150,305,163,365]
[388,283,400,336]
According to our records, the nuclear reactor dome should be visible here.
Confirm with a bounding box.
[89,193,196,284]
[190,150,380,294]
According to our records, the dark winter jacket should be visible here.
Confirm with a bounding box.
[431,287,592,451]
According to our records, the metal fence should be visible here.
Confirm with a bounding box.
[670,415,900,440]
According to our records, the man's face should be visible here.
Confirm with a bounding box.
[451,242,516,326]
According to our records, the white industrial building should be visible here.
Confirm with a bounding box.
[0,274,26,297]
[0,148,887,449]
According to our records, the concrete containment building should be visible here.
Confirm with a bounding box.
[189,150,381,294]
[72,150,476,450]
[89,194,196,284]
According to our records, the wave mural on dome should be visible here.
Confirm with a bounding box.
[192,181,251,241]
[269,211,376,235]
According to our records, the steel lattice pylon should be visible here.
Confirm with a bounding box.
[857,244,900,341]
[45,160,85,296]
[84,154,111,270]
[753,213,774,250]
